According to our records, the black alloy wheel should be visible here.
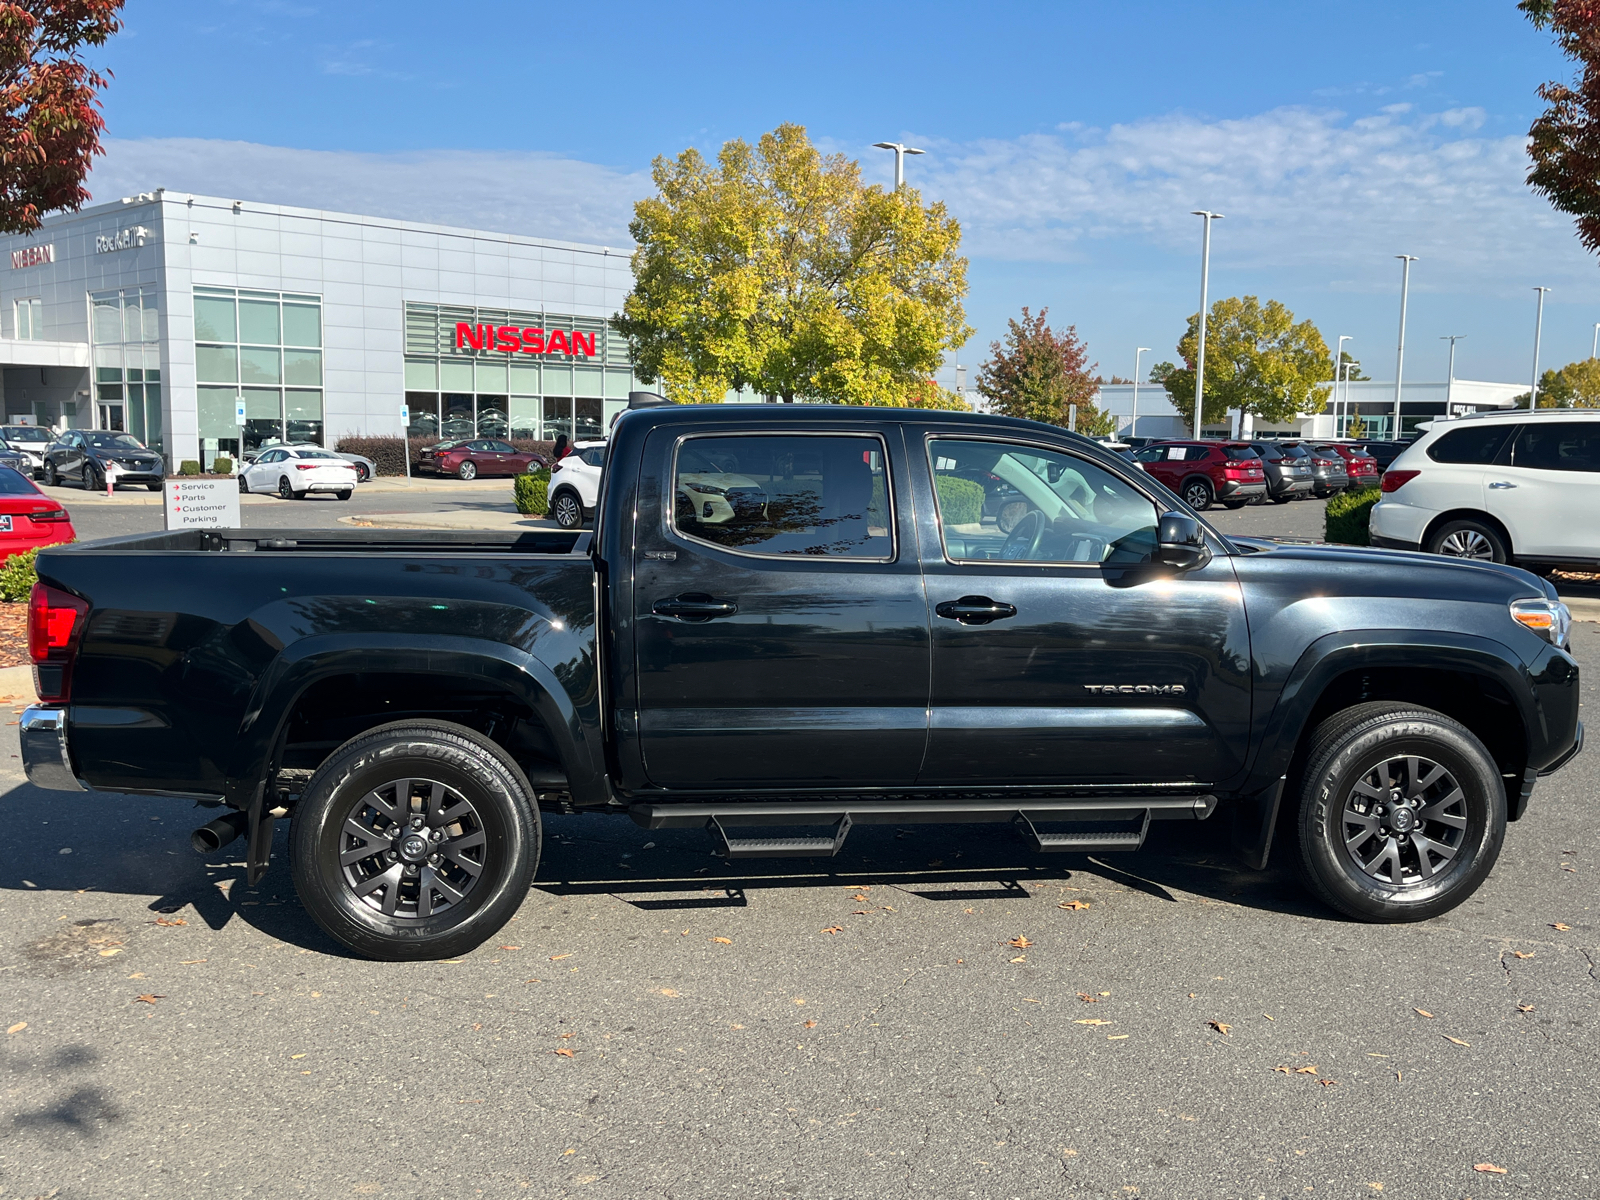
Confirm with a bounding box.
[42,461,57,487]
[551,489,583,529]
[1182,478,1214,511]
[290,719,539,961]
[1294,702,1504,923]
[1426,519,1508,563]
[85,462,103,491]
[238,472,249,494]
[278,475,294,500]
[458,460,478,481]
[355,463,370,482]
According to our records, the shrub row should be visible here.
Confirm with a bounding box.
[934,474,985,525]
[1324,484,1381,546]
[514,469,551,515]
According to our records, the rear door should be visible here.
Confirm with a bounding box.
[630,423,930,789]
[916,433,1252,786]
[1487,419,1600,559]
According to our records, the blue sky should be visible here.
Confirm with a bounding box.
[85,1,1600,387]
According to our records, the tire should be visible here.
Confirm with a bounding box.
[458,460,478,481]
[1293,702,1505,923]
[278,476,294,500]
[85,463,102,491]
[289,719,540,962]
[1222,498,1250,510]
[1271,492,1293,505]
[355,463,370,482]
[1181,477,1214,511]
[42,462,57,487]
[238,473,249,494]
[551,489,584,529]
[336,489,352,501]
[148,482,164,492]
[1427,518,1508,563]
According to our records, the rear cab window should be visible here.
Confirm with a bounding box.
[1427,425,1514,464]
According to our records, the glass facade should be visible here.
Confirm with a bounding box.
[13,298,42,340]
[88,288,162,452]
[194,286,323,467]
[402,302,634,442]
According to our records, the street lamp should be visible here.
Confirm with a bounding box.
[1131,347,1150,439]
[1335,335,1351,436]
[1393,255,1417,441]
[1191,210,1223,440]
[1531,287,1551,408]
[1440,334,1466,412]
[1591,321,1599,360]
[872,142,925,189]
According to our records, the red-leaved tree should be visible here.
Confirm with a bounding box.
[1522,0,1600,254]
[974,307,1114,435]
[0,1,123,235]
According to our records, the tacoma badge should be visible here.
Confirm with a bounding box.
[1084,684,1187,695]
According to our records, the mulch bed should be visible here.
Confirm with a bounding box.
[0,603,25,667]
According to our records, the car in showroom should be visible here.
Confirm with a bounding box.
[239,446,359,500]
[0,424,53,477]
[1371,408,1600,570]
[1249,440,1316,503]
[1131,440,1266,510]
[41,430,165,491]
[418,438,546,480]
[0,465,72,559]
[547,440,607,528]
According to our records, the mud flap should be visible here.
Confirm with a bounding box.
[1231,777,1285,872]
[245,782,275,884]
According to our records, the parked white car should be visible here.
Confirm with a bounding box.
[0,424,53,477]
[547,441,606,528]
[239,446,359,500]
[1370,408,1600,571]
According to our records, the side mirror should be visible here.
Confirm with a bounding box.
[1046,462,1065,484]
[1156,511,1209,570]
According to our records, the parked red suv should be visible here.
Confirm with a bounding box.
[1131,440,1267,511]
[1314,441,1380,487]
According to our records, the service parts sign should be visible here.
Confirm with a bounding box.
[163,477,240,529]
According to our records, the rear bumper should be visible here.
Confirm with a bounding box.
[19,706,84,792]
[0,527,75,558]
[1218,480,1267,499]
[1370,533,1423,552]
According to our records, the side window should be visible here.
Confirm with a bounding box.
[581,447,607,467]
[671,433,892,559]
[1512,422,1600,472]
[929,438,1160,565]
[1133,447,1164,464]
[1428,425,1514,465]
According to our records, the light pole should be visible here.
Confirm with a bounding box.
[1393,255,1417,441]
[1191,210,1223,440]
[1335,335,1351,436]
[1131,347,1150,439]
[872,141,925,189]
[1440,334,1465,412]
[1591,321,1598,360]
[1530,286,1551,408]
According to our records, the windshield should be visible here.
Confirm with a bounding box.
[84,433,145,450]
[0,426,50,443]
[0,466,37,494]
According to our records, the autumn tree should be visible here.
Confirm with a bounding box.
[1521,1,1600,256]
[614,123,972,407]
[0,1,123,234]
[1161,296,1331,428]
[1522,357,1600,406]
[1337,350,1368,381]
[974,307,1114,436]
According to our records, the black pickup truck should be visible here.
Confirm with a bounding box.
[19,405,1583,960]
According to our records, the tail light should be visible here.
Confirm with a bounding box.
[296,463,318,471]
[1381,469,1420,493]
[28,581,88,703]
[28,508,70,523]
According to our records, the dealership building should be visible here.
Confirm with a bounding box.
[0,190,644,470]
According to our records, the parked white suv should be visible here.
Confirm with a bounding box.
[1370,408,1600,571]
[547,441,606,528]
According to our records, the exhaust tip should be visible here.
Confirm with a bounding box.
[191,811,249,855]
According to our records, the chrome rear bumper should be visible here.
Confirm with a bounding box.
[19,706,85,792]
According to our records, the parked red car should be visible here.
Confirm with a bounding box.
[1314,441,1380,487]
[0,465,73,559]
[1130,440,1267,511]
[418,438,546,480]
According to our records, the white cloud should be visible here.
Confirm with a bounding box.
[86,137,647,248]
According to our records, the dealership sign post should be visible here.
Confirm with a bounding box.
[164,477,240,530]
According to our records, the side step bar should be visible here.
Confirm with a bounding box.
[629,796,1215,860]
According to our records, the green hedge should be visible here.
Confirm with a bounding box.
[212,456,233,475]
[179,460,201,476]
[514,469,550,515]
[935,474,985,525]
[1325,485,1381,546]
[0,547,38,602]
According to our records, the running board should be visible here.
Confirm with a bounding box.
[1013,810,1149,853]
[709,814,852,860]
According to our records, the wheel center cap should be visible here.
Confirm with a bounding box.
[398,832,431,862]
[1390,806,1416,833]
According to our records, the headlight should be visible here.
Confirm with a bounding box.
[1510,598,1572,649]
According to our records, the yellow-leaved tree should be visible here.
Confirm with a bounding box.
[613,123,972,407]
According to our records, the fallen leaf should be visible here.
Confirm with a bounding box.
[553,1048,574,1058]
[1099,991,1111,997]
[851,893,869,901]
[1208,1021,1231,1036]
[852,910,872,915]
[549,953,573,961]
[711,937,732,945]
[1271,1066,1292,1074]
[656,988,679,998]
[1295,1066,1319,1075]
[98,948,122,957]
[180,959,206,965]
[1513,951,1535,959]
[153,917,187,927]
[134,994,164,1004]
[1444,1036,1471,1047]
[1107,1034,1129,1040]
[1023,997,1041,1004]
[1551,923,1572,931]
[1414,1008,1434,1018]
[803,1019,817,1029]
[1007,936,1033,949]
[499,945,521,950]
[1059,899,1090,910]
[1318,1078,1339,1087]
[291,1054,307,1060]
[6,1022,24,1034]
[1074,1018,1113,1026]
[559,1032,575,1039]
[1187,992,1197,998]
[821,926,843,935]
[1474,1163,1508,1175]
[1367,1184,1384,1192]
[1263,1013,1275,1021]
[1518,1004,1535,1013]
[1077,993,1099,1003]
[1009,956,1027,964]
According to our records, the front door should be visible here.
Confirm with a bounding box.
[631,425,930,790]
[917,435,1252,786]
[1487,420,1600,559]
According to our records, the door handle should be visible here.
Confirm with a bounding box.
[652,593,738,621]
[935,596,1018,625]
[1488,481,1517,489]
